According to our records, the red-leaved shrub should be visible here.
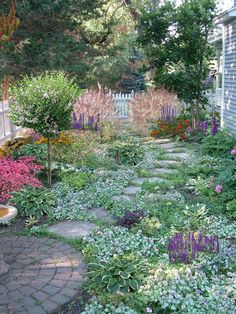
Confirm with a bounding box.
[74,89,115,122]
[0,156,44,203]
[129,88,179,135]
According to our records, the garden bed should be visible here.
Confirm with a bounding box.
[1,122,236,313]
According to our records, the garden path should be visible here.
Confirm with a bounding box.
[123,138,189,197]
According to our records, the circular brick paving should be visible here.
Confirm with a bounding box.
[0,236,87,314]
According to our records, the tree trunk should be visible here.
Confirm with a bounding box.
[195,101,200,130]
[47,138,52,187]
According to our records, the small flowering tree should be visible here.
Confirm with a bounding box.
[10,72,78,186]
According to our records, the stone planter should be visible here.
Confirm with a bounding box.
[0,204,17,276]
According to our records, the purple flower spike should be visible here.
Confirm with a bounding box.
[211,117,219,135]
[167,232,220,264]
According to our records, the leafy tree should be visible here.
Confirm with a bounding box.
[10,71,79,186]
[0,0,143,90]
[139,0,216,128]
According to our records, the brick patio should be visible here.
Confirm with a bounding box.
[0,236,86,314]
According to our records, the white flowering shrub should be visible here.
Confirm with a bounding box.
[83,227,159,262]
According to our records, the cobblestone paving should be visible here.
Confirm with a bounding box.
[0,236,87,314]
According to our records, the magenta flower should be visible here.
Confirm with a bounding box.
[231,149,236,155]
[215,184,222,193]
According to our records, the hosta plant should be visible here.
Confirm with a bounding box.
[13,143,47,163]
[11,186,56,218]
[86,255,147,293]
[108,141,143,165]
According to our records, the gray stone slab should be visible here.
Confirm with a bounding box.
[149,168,178,175]
[87,207,115,223]
[157,160,182,166]
[131,177,166,185]
[158,142,184,149]
[123,186,141,195]
[48,221,98,239]
[165,152,190,160]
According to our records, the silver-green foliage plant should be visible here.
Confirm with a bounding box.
[10,71,79,186]
[140,264,236,313]
[87,255,147,293]
[83,227,159,262]
[81,300,138,314]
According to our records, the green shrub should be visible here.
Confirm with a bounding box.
[11,186,55,218]
[13,143,47,163]
[226,200,236,219]
[61,171,93,190]
[134,217,161,238]
[108,141,143,165]
[202,132,235,157]
[86,255,147,293]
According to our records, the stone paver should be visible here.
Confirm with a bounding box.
[131,177,166,185]
[123,186,142,195]
[48,221,98,239]
[156,160,182,167]
[149,168,178,176]
[158,142,184,149]
[87,207,115,223]
[0,236,86,314]
[165,152,190,160]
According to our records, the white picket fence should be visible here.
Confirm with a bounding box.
[109,91,134,118]
[0,100,20,145]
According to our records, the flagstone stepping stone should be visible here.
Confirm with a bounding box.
[131,177,166,185]
[123,186,142,195]
[112,194,132,202]
[87,207,116,223]
[158,142,184,149]
[156,160,182,167]
[48,221,98,239]
[165,152,190,160]
[149,168,178,175]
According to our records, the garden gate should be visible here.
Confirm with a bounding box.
[109,91,134,118]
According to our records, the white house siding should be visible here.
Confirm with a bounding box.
[223,19,236,135]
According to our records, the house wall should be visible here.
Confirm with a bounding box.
[222,18,236,135]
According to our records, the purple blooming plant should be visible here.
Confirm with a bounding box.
[168,232,220,264]
[211,117,219,135]
[161,105,177,122]
[200,120,208,134]
[72,112,100,131]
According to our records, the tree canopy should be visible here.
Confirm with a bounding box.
[138,0,217,127]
